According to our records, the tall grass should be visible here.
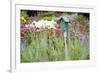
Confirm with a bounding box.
[21,30,65,62]
[68,31,89,60]
[21,29,89,63]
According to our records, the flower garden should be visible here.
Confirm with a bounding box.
[20,10,90,63]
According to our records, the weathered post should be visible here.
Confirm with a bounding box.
[59,15,69,60]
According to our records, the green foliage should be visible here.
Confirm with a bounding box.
[21,29,89,62]
[43,16,52,21]
[68,32,89,60]
[75,15,89,27]
[40,12,53,20]
[21,30,65,62]
[20,10,28,20]
[40,12,53,17]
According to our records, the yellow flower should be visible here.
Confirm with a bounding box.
[21,16,26,22]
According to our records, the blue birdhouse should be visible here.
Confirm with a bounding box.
[59,16,69,32]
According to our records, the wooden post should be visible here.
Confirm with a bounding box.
[64,32,68,60]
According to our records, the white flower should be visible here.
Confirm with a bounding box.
[30,19,57,29]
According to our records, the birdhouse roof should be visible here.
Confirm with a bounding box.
[60,15,69,22]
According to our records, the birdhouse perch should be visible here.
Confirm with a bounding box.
[59,15,69,32]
